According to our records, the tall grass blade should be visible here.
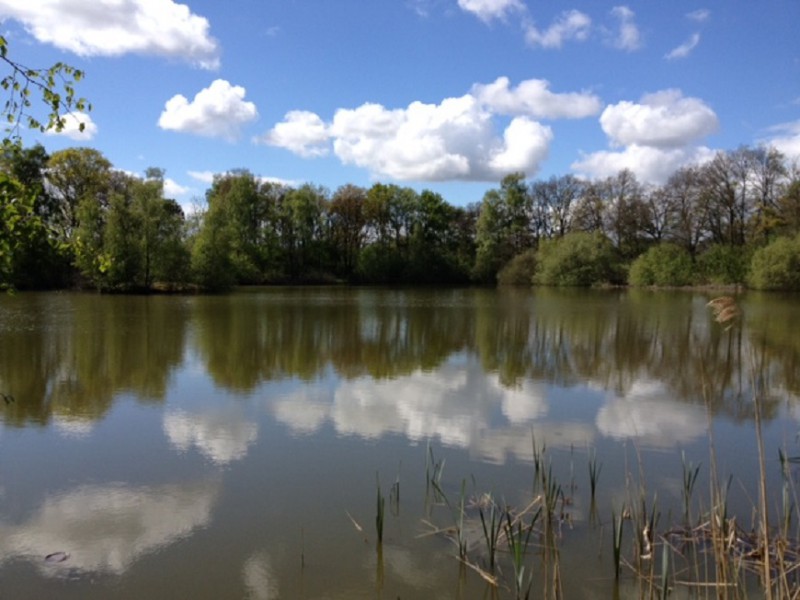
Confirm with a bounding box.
[588,447,602,502]
[375,472,385,546]
[681,451,700,526]
[478,495,502,573]
[612,507,624,581]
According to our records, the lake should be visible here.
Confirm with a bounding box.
[0,287,798,598]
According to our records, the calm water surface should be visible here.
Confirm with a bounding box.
[0,287,798,598]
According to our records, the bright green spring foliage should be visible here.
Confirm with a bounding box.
[748,235,800,291]
[0,36,91,142]
[629,243,695,287]
[533,231,619,287]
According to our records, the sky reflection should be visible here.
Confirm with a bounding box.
[0,480,219,575]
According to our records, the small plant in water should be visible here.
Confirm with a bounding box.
[612,506,625,581]
[375,472,385,545]
[478,494,503,573]
[504,507,538,599]
[587,447,602,502]
[680,451,700,526]
[425,442,446,506]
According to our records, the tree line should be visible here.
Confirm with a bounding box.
[1,143,799,292]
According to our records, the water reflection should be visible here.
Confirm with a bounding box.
[0,293,187,427]
[164,407,258,464]
[595,377,708,446]
[268,363,596,462]
[242,551,280,600]
[0,480,219,575]
[1,288,798,435]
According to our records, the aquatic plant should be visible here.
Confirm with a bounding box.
[478,494,502,573]
[680,451,700,526]
[587,447,602,503]
[375,472,385,545]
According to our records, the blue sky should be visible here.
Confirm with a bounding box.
[1,0,798,208]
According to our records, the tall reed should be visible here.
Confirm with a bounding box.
[375,472,385,545]
[504,507,537,599]
[478,494,503,573]
[588,447,602,503]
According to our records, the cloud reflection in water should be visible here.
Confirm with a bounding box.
[163,407,258,464]
[0,480,219,575]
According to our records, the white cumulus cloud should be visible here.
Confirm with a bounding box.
[600,89,718,148]
[524,9,592,49]
[488,117,552,173]
[573,89,718,183]
[262,77,593,182]
[332,95,551,181]
[259,110,330,157]
[572,144,715,184]
[163,177,189,197]
[764,120,800,160]
[472,76,601,119]
[457,0,524,22]
[158,79,258,141]
[0,0,220,69]
[43,111,97,141]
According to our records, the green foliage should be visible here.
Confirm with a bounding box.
[497,248,537,286]
[697,244,751,285]
[190,204,235,292]
[73,194,109,288]
[533,231,619,287]
[356,243,406,283]
[329,184,366,279]
[46,147,112,244]
[0,36,91,141]
[0,174,33,288]
[103,191,142,289]
[747,235,800,291]
[0,149,71,289]
[473,173,534,283]
[629,243,695,287]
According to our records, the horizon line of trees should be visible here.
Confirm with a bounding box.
[2,142,800,293]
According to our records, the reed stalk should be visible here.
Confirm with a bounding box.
[478,494,502,573]
[588,447,602,503]
[681,451,701,527]
[612,507,625,581]
[504,507,536,599]
[375,472,385,546]
[751,351,773,599]
[390,465,401,517]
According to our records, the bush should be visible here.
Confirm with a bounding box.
[533,232,619,287]
[497,248,537,286]
[629,243,695,287]
[697,244,751,285]
[747,235,800,291]
[356,243,406,283]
